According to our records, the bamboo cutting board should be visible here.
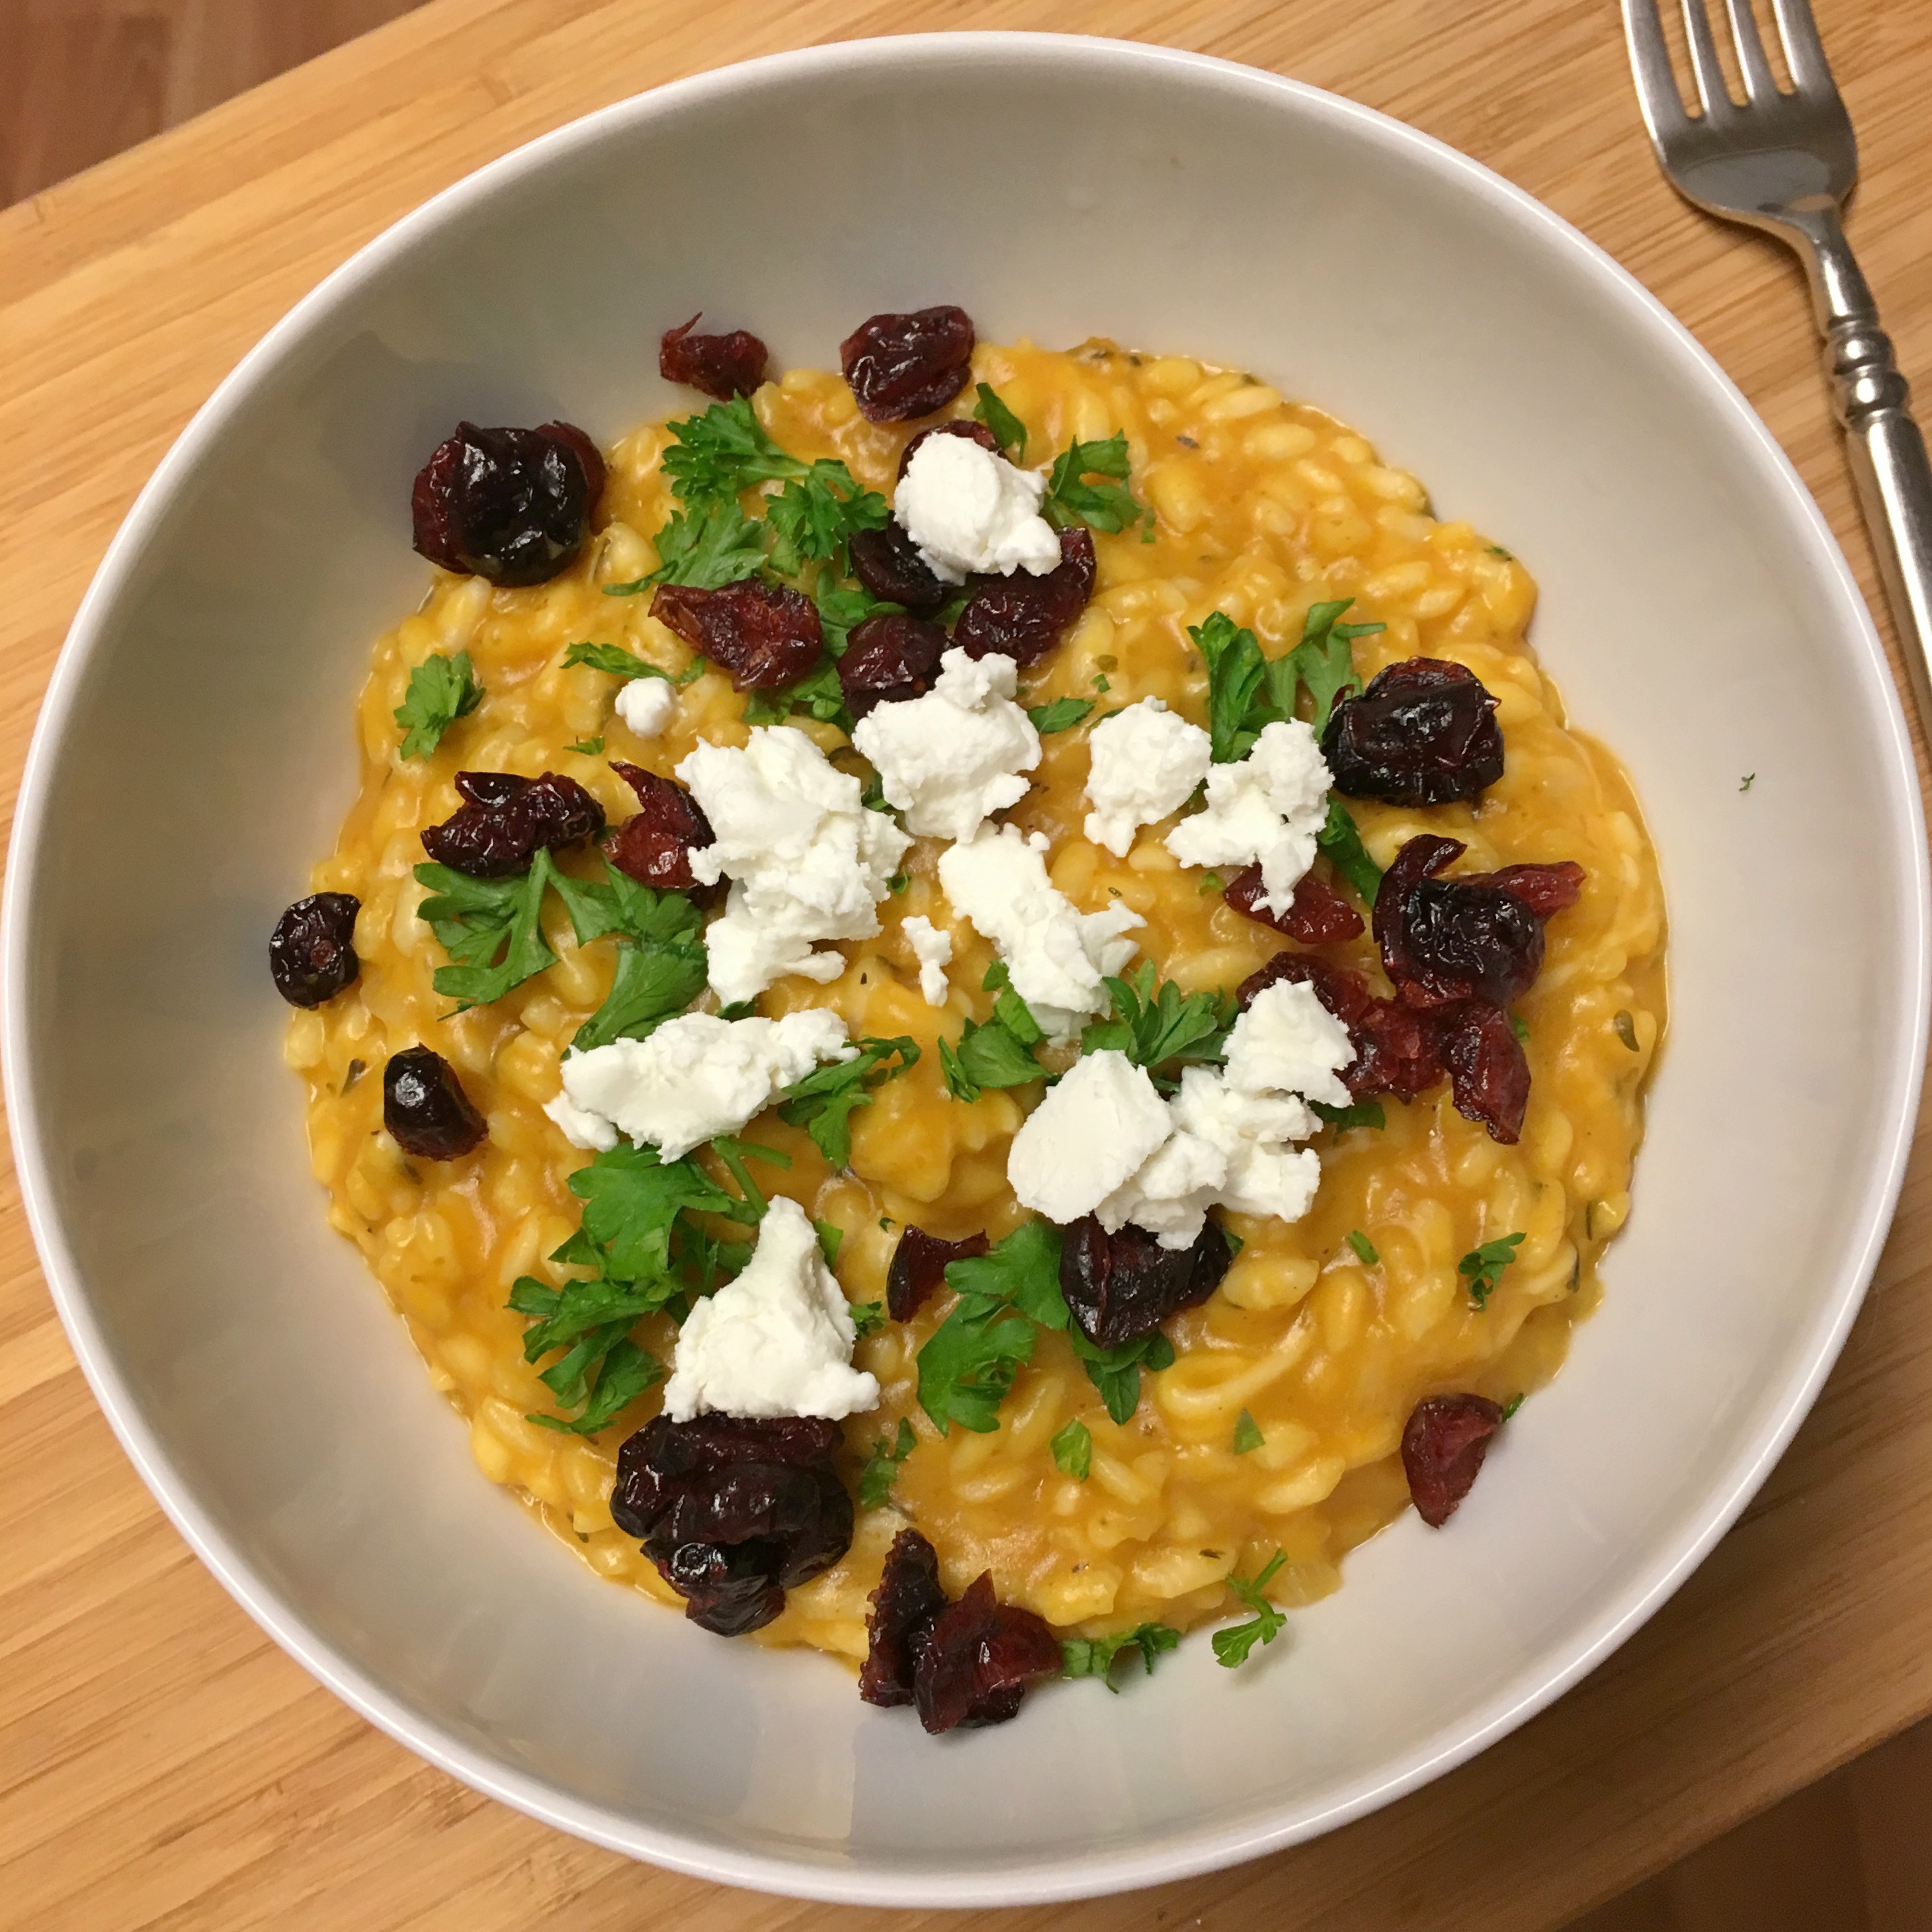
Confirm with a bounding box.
[5,3,1932,1927]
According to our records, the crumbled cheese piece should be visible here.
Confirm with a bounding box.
[902,915,954,1007]
[1091,981,1356,1247]
[851,648,1040,841]
[662,1197,880,1422]
[1082,698,1212,856]
[614,676,677,739]
[677,726,911,1005]
[1007,1050,1174,1226]
[1164,719,1333,913]
[937,824,1140,1042]
[894,434,1062,584]
[544,1009,853,1160]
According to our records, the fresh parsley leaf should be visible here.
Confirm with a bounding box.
[814,1219,844,1267]
[394,651,482,760]
[1191,611,1273,765]
[1501,1392,1525,1421]
[1040,433,1146,535]
[1027,696,1095,735]
[414,851,558,1009]
[814,573,898,657]
[509,1275,671,1435]
[1233,1409,1264,1454]
[1197,870,1224,894]
[763,463,888,577]
[571,1140,746,1283]
[566,736,605,755]
[1279,597,1382,738]
[1509,1012,1530,1043]
[707,1134,790,1223]
[622,495,767,591]
[1459,1232,1525,1309]
[542,864,707,1052]
[938,1016,1042,1102]
[1062,1622,1180,1689]
[886,871,909,895]
[777,1036,920,1169]
[1345,1229,1379,1266]
[1740,772,1756,793]
[1212,1551,1287,1667]
[740,653,851,730]
[716,999,758,1021]
[850,1300,885,1337]
[1093,671,1111,693]
[857,1417,917,1509]
[508,1274,668,1362]
[658,395,807,503]
[1068,1325,1174,1425]
[562,641,672,679]
[1050,1417,1092,1480]
[1310,1097,1386,1133]
[972,382,1027,459]
[1317,800,1383,904]
[945,1220,1069,1331]
[532,1337,665,1435]
[915,1221,1064,1434]
[1080,960,1235,1092]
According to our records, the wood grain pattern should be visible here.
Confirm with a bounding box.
[3,3,1931,1927]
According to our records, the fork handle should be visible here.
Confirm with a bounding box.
[1790,208,1932,732]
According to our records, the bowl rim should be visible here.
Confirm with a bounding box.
[5,28,1927,1907]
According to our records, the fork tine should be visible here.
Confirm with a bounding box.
[1677,0,1735,114]
[1722,0,1778,101]
[1622,0,1692,137]
[1769,0,1837,95]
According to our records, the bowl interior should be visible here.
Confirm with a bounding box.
[7,34,1924,1906]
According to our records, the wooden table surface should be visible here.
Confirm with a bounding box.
[5,1,1932,1926]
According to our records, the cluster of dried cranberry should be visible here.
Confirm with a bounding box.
[1224,656,1582,1145]
[605,761,714,894]
[419,771,605,878]
[411,421,604,587]
[1060,1216,1234,1349]
[610,1413,853,1637]
[859,1529,1063,1733]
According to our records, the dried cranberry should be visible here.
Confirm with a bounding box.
[1439,1001,1531,1144]
[912,1572,1062,1734]
[650,581,823,691]
[610,1414,853,1638]
[1237,949,1374,1027]
[382,1046,486,1159]
[839,614,948,720]
[1481,861,1586,921]
[1323,658,1505,807]
[1236,952,1445,1104]
[1376,835,1544,1010]
[421,771,605,877]
[411,421,600,587]
[897,417,1001,480]
[859,1527,949,1708]
[848,523,949,613]
[1402,1393,1505,1527]
[886,1226,990,1324]
[1059,1216,1234,1353]
[840,306,976,423]
[269,892,360,1007]
[605,762,714,893]
[659,314,769,400]
[1225,865,1365,945]
[953,525,1096,669]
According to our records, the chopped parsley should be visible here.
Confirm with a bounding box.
[1027,696,1096,735]
[857,1417,917,1509]
[1062,1622,1180,1689]
[777,1035,920,1169]
[1310,1097,1386,1134]
[1193,610,1271,765]
[1051,1417,1093,1480]
[1316,800,1383,903]
[814,573,899,657]
[1093,672,1111,693]
[938,1017,1042,1101]
[1233,1409,1264,1454]
[1080,961,1235,1093]
[414,851,559,1009]
[1740,773,1756,793]
[1282,597,1382,737]
[1345,1229,1380,1266]
[1500,1392,1525,1421]
[1040,433,1148,536]
[1509,1012,1530,1043]
[814,1218,844,1267]
[972,382,1028,460]
[394,651,482,760]
[562,640,692,681]
[1459,1232,1526,1310]
[1212,1551,1287,1667]
[763,464,890,577]
[545,861,708,1052]
[609,495,767,592]
[1197,870,1224,894]
[658,394,810,500]
[849,1300,885,1337]
[566,736,605,755]
[740,654,851,730]
[1070,1324,1177,1426]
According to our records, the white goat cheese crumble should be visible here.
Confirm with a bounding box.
[1007,1050,1175,1226]
[1012,982,1355,1247]
[544,1009,853,1160]
[661,1197,880,1422]
[937,824,1140,1042]
[901,915,954,1007]
[1082,698,1212,857]
[613,675,677,739]
[1164,719,1333,914]
[851,648,1040,842]
[676,726,911,1005]
[894,433,1062,583]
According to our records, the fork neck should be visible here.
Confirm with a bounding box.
[1779,203,1911,428]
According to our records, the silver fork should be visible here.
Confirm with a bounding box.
[1623,0,1932,726]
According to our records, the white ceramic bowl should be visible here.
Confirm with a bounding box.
[5,32,1925,1906]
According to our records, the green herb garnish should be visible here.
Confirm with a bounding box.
[1062,1622,1180,1689]
[1345,1230,1380,1266]
[1310,1097,1386,1133]
[1051,1417,1093,1480]
[857,1417,917,1509]
[1040,433,1146,535]
[972,382,1027,460]
[1027,696,1096,735]
[1233,1409,1264,1454]
[1459,1232,1526,1310]
[394,651,482,760]
[1316,800,1383,904]
[777,1035,921,1169]
[1079,960,1235,1093]
[850,1300,885,1337]
[1281,597,1382,738]
[414,851,559,1009]
[1212,1551,1287,1667]
[1500,1393,1525,1421]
